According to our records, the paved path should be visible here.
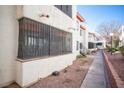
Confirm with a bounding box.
[81,50,108,88]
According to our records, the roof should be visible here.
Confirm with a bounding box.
[77,12,85,22]
[80,25,86,30]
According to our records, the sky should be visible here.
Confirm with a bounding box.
[77,5,124,33]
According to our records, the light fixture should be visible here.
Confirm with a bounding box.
[39,14,50,18]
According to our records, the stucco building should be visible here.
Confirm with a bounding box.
[0,5,88,87]
[76,12,88,54]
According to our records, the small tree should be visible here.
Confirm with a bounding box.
[96,21,122,46]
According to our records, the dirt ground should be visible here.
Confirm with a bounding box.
[5,55,95,88]
[105,50,124,82]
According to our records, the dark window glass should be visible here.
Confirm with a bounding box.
[96,42,103,46]
[55,5,72,18]
[80,43,82,49]
[80,30,82,36]
[76,41,79,50]
[88,42,96,49]
[18,17,72,59]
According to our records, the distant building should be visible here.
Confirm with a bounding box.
[88,32,106,51]
[96,35,106,49]
[88,32,97,51]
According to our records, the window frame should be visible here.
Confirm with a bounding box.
[18,17,72,60]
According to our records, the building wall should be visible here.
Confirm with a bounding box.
[16,5,77,87]
[0,5,77,87]
[0,6,19,87]
[17,5,77,54]
[16,54,75,87]
[75,18,88,55]
[84,30,88,49]
[17,5,73,34]
[74,19,82,55]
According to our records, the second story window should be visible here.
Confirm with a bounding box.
[80,30,82,36]
[55,5,72,18]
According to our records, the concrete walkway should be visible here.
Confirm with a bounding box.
[81,50,108,88]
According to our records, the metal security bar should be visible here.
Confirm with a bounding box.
[18,17,72,59]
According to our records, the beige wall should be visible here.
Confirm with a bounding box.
[0,6,19,87]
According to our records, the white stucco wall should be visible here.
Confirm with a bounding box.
[16,5,77,87]
[17,5,73,33]
[0,5,78,87]
[16,54,75,87]
[84,30,88,49]
[0,6,19,87]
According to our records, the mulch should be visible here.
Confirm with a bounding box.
[105,50,124,82]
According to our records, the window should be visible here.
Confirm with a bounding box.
[55,5,72,18]
[80,30,82,36]
[18,17,72,59]
[76,41,79,50]
[66,6,68,11]
[88,42,96,49]
[80,43,82,49]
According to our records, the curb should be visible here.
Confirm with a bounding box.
[103,51,124,88]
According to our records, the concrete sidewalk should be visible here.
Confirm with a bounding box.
[81,50,107,88]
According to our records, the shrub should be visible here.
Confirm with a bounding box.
[119,46,124,56]
[107,47,118,53]
[76,54,86,59]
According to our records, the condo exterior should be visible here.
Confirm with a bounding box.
[76,12,88,54]
[0,5,88,87]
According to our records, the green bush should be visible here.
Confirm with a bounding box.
[119,46,124,56]
[107,47,118,53]
[76,54,86,59]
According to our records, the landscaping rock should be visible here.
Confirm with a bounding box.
[52,71,60,76]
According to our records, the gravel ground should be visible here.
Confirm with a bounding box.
[5,55,95,88]
[105,50,124,82]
